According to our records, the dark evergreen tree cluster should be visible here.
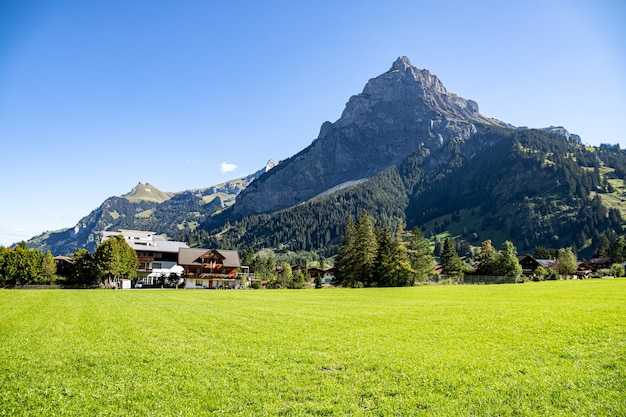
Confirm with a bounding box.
[334,211,434,287]
[609,236,626,262]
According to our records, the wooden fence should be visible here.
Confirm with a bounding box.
[430,275,524,285]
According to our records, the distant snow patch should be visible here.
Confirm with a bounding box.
[309,178,369,201]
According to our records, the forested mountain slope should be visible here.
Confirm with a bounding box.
[193,129,625,258]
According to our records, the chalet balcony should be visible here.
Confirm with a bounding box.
[202,262,223,269]
[184,272,234,279]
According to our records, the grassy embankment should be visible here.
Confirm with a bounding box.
[1,280,624,416]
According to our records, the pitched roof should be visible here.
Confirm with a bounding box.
[178,248,240,268]
[215,249,240,268]
[535,259,556,268]
[589,257,616,264]
[178,248,209,266]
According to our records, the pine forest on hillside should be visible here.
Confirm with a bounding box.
[186,129,625,261]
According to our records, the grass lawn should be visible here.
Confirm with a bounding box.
[1,280,625,416]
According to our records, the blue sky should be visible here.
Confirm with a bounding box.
[1,0,625,247]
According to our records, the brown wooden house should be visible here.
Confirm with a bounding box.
[588,257,616,271]
[179,248,242,289]
[517,255,542,276]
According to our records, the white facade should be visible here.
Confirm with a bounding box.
[185,275,249,289]
[101,229,188,282]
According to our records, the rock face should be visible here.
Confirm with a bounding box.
[540,126,582,144]
[234,56,508,216]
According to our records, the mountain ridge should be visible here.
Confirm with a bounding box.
[25,161,279,254]
[24,57,625,259]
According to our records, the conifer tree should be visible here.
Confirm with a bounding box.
[593,235,610,258]
[353,211,377,286]
[372,222,393,286]
[610,236,626,262]
[408,227,434,282]
[441,238,462,276]
[388,219,414,286]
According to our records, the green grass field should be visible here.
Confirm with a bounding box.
[1,280,625,416]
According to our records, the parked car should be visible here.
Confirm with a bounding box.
[135,281,144,288]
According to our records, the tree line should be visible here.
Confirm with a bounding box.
[0,236,138,288]
[329,209,622,287]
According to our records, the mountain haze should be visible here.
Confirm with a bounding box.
[26,162,278,254]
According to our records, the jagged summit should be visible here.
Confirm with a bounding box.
[336,56,504,130]
[390,55,413,71]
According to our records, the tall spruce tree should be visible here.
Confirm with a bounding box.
[593,235,611,258]
[441,237,462,276]
[408,227,434,282]
[353,211,377,286]
[388,219,414,286]
[610,237,626,262]
[372,222,394,286]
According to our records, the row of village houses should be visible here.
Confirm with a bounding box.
[55,229,624,288]
[516,255,621,279]
[56,229,335,289]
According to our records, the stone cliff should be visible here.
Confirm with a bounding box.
[234,56,509,216]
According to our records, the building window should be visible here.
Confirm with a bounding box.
[195,280,203,287]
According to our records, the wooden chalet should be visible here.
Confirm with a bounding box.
[588,257,616,271]
[576,261,593,278]
[178,248,242,289]
[54,255,73,278]
[307,267,336,284]
[517,255,542,276]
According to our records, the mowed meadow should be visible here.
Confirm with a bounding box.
[1,280,625,416]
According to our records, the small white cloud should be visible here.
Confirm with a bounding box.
[220,161,237,173]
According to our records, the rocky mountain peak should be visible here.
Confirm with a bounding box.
[123,182,172,203]
[233,56,510,216]
[390,55,413,71]
[335,56,493,131]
